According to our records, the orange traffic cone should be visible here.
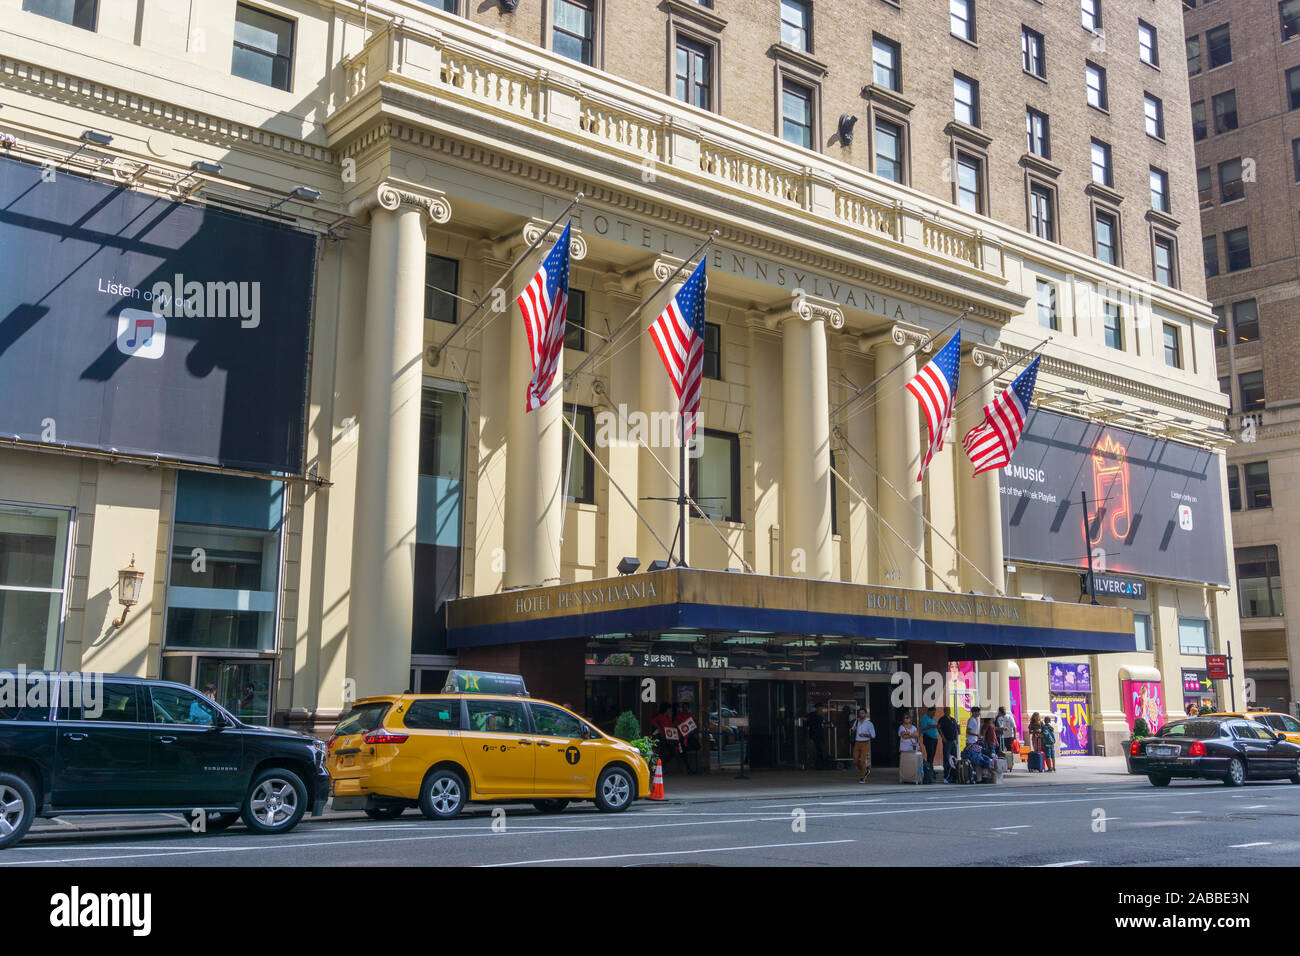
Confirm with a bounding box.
[649,759,665,800]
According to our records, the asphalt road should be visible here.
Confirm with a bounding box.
[4,777,1300,867]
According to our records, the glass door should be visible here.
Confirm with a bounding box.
[771,681,805,768]
[196,658,274,725]
[708,680,749,769]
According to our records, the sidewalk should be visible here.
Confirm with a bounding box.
[26,756,1139,835]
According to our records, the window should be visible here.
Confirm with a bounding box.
[1138,20,1158,66]
[231,4,294,91]
[530,702,586,738]
[950,0,974,41]
[955,73,979,126]
[0,502,71,670]
[22,0,97,29]
[1238,545,1283,617]
[1214,307,1228,349]
[781,81,814,149]
[149,686,218,727]
[956,152,982,214]
[1212,90,1237,133]
[1206,24,1231,68]
[422,0,458,9]
[690,429,741,522]
[1094,210,1117,264]
[874,118,903,183]
[1036,279,1058,330]
[404,699,461,730]
[424,254,459,324]
[780,0,811,51]
[1134,613,1152,652]
[703,322,722,380]
[1090,139,1112,186]
[72,683,140,723]
[1233,299,1259,342]
[1186,36,1201,76]
[1293,138,1300,181]
[1197,166,1213,208]
[563,288,586,350]
[1288,67,1300,110]
[165,473,283,652]
[872,35,900,91]
[1144,94,1164,139]
[1203,236,1220,277]
[1162,323,1182,367]
[1154,236,1175,287]
[674,37,712,110]
[1225,227,1251,271]
[1177,618,1209,655]
[1227,464,1241,510]
[413,387,465,655]
[562,405,595,504]
[1149,167,1169,213]
[1244,462,1272,509]
[1218,158,1243,203]
[1022,27,1045,77]
[1085,62,1107,110]
[1238,370,1265,412]
[1191,100,1207,140]
[553,0,595,65]
[1284,0,1300,41]
[466,699,527,734]
[1102,300,1123,350]
[1081,0,1101,32]
[829,450,838,536]
[1025,107,1049,157]
[1030,184,1054,241]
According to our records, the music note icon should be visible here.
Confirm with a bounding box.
[117,308,167,360]
[125,317,154,349]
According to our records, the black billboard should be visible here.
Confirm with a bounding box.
[0,156,316,473]
[1000,408,1229,586]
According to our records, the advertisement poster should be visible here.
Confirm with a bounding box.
[1051,693,1093,755]
[1181,669,1218,712]
[1049,661,1092,694]
[1121,680,1165,735]
[1009,676,1023,739]
[949,661,977,748]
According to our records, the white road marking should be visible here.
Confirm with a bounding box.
[1171,810,1203,815]
[478,839,856,867]
[1243,805,1268,809]
[1041,860,1090,867]
[1229,842,1272,848]
[992,825,1031,830]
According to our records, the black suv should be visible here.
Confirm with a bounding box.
[0,672,330,848]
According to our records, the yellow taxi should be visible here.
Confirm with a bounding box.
[1216,711,1300,745]
[327,671,650,819]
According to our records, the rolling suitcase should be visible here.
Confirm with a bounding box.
[957,758,976,784]
[1027,751,1044,772]
[922,762,936,785]
[899,750,924,784]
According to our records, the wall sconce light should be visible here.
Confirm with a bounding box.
[837,114,859,146]
[112,556,145,628]
[267,185,321,213]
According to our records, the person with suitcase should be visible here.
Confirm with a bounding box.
[996,707,1016,756]
[898,711,923,783]
[1040,715,1058,772]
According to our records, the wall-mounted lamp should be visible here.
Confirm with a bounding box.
[647,559,671,572]
[81,129,114,147]
[267,185,321,213]
[112,556,145,628]
[837,114,859,146]
[616,556,640,576]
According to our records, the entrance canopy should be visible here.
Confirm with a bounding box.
[445,569,1135,660]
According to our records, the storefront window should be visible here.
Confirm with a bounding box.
[413,386,466,654]
[0,502,71,670]
[165,473,283,651]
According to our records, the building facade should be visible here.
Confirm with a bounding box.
[1186,0,1300,717]
[0,0,1241,764]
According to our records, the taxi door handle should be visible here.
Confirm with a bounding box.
[518,740,533,746]
[537,741,552,747]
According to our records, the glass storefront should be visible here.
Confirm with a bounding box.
[413,385,466,655]
[0,501,72,670]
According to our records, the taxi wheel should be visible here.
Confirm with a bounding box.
[418,769,467,820]
[594,766,635,813]
[364,804,406,820]
[532,800,570,814]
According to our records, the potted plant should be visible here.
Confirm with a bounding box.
[612,710,660,772]
[1124,716,1152,774]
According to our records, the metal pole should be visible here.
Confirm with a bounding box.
[1228,641,1236,712]
[1081,490,1099,605]
[678,414,688,567]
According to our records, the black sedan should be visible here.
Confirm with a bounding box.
[1130,716,1300,787]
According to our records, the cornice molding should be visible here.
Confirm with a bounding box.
[662,0,728,32]
[1085,181,1125,207]
[769,43,830,78]
[945,120,993,149]
[861,84,915,115]
[1020,153,1061,179]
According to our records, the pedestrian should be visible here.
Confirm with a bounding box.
[898,710,922,757]
[850,707,875,782]
[996,706,1015,754]
[966,705,982,751]
[938,706,959,782]
[1185,701,1198,717]
[650,703,680,772]
[1040,714,1058,771]
[806,702,829,770]
[920,706,940,773]
[1028,712,1042,756]
[981,716,999,755]
[674,704,699,774]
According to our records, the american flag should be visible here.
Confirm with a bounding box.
[962,355,1041,476]
[648,259,708,440]
[518,221,572,411]
[905,331,962,481]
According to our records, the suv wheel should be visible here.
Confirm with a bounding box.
[0,773,35,850]
[184,810,238,833]
[418,769,467,820]
[241,768,308,834]
[594,766,635,813]
[1223,757,1246,787]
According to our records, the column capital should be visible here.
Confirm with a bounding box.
[492,217,588,262]
[856,321,935,353]
[374,179,453,223]
[764,293,844,330]
[969,343,1009,371]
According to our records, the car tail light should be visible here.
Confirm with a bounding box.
[363,731,409,745]
[1190,741,1207,757]
[326,735,338,751]
[1130,740,1140,755]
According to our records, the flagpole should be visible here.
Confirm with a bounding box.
[427,192,583,366]
[678,414,688,567]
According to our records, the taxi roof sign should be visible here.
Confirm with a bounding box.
[442,670,529,697]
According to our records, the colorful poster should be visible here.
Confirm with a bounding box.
[1009,677,1023,740]
[949,661,977,749]
[1181,669,1218,711]
[1049,661,1092,694]
[1121,680,1165,735]
[1050,693,1092,755]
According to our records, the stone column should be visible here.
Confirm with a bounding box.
[504,221,587,589]
[955,344,1007,595]
[347,182,450,699]
[874,324,931,589]
[779,296,842,579]
[637,259,684,569]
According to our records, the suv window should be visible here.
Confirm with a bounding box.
[334,702,392,737]
[530,703,586,739]
[149,686,219,726]
[63,682,140,723]
[404,699,461,730]
[0,673,53,721]
[466,699,527,734]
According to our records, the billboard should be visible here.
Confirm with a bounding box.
[1049,661,1092,694]
[0,156,316,473]
[1000,409,1229,585]
[1121,680,1166,735]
